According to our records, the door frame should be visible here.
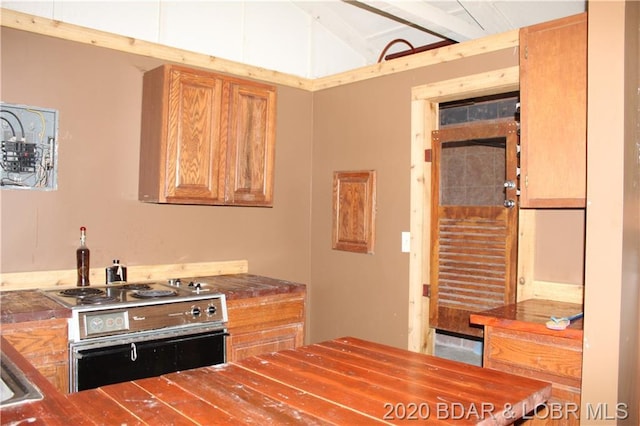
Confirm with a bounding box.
[407,66,520,353]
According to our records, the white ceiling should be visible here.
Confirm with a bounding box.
[295,1,587,63]
[2,1,587,78]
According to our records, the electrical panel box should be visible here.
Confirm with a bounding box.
[1,102,59,190]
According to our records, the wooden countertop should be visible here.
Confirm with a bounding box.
[0,290,71,324]
[0,273,305,324]
[2,336,551,425]
[470,299,584,340]
[177,273,306,300]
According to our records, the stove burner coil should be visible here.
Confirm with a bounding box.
[59,288,105,298]
[78,295,120,305]
[131,289,178,299]
[119,284,151,291]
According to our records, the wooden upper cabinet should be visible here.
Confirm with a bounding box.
[519,13,587,208]
[139,64,276,206]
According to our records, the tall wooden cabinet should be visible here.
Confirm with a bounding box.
[139,64,276,206]
[519,13,587,208]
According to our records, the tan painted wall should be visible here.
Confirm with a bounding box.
[1,27,588,352]
[309,50,523,348]
[0,29,314,288]
[582,1,639,424]
[534,209,585,285]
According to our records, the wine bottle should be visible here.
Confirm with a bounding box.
[76,226,90,286]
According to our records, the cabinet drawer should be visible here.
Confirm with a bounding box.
[227,293,305,331]
[228,323,303,362]
[484,327,582,387]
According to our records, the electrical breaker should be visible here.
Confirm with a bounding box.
[1,102,59,190]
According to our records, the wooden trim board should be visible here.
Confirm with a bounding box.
[0,9,312,91]
[0,8,518,92]
[0,260,249,291]
[523,280,584,305]
[312,30,518,91]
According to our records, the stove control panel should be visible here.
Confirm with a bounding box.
[74,296,227,341]
[85,310,129,336]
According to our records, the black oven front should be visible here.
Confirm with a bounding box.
[70,325,227,392]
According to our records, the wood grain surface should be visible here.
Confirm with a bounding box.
[4,336,553,425]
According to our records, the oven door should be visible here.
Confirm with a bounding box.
[70,326,227,392]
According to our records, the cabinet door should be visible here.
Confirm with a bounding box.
[226,292,306,362]
[1,318,69,393]
[519,13,587,208]
[165,68,225,203]
[224,81,276,206]
[483,326,582,425]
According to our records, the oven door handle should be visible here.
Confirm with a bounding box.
[130,342,137,361]
[72,343,139,361]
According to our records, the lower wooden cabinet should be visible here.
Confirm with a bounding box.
[483,326,581,425]
[470,299,583,426]
[226,292,305,362]
[1,318,69,393]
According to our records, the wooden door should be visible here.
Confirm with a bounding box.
[519,13,587,207]
[165,67,225,203]
[430,120,519,337]
[224,81,276,206]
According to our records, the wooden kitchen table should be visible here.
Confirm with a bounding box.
[60,336,551,425]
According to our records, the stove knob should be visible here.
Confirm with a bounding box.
[191,306,201,317]
[207,305,217,315]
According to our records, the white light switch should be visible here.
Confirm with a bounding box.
[401,232,410,253]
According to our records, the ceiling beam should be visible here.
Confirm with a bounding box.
[292,2,378,63]
[355,0,489,42]
[456,0,513,34]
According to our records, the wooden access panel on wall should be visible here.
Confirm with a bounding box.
[332,170,376,254]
